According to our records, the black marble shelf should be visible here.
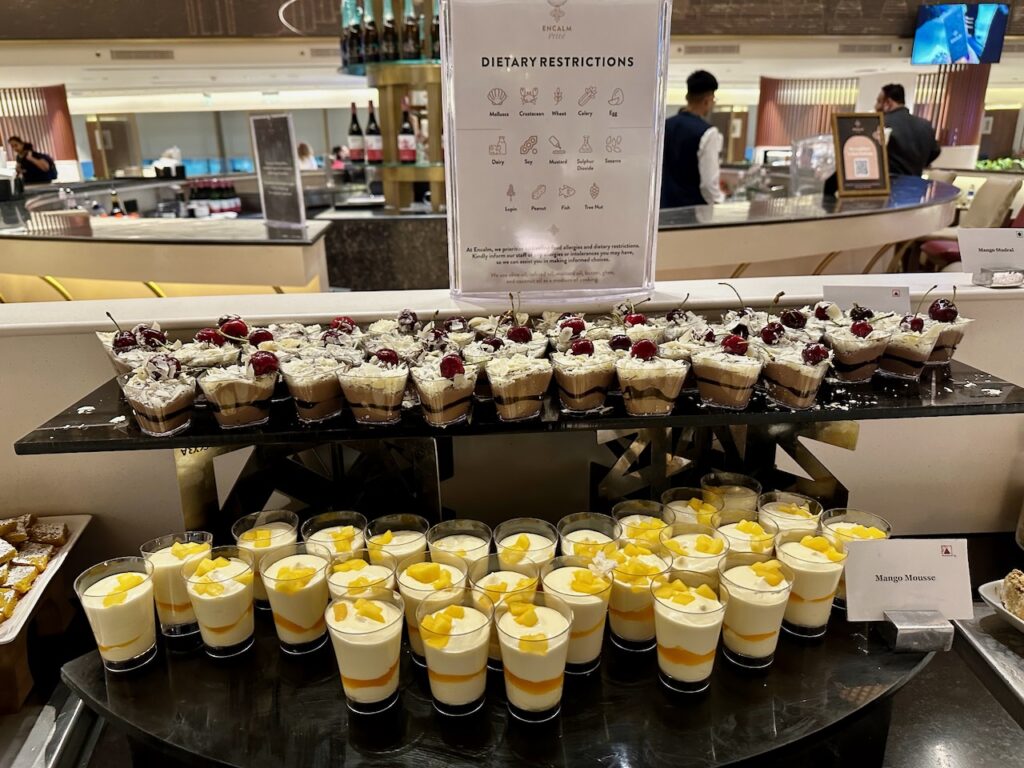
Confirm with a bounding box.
[15,362,1024,456]
[61,615,929,768]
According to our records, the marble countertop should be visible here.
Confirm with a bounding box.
[0,217,330,245]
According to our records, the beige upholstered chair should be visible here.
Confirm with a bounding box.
[926,170,957,185]
[926,175,1021,240]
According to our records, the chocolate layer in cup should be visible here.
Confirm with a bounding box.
[690,352,761,410]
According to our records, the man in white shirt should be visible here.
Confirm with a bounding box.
[660,70,725,207]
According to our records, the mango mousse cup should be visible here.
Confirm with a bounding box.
[300,510,368,560]
[600,540,671,652]
[427,519,493,566]
[700,471,762,514]
[468,553,540,671]
[775,529,847,638]
[652,570,725,693]
[718,553,794,670]
[260,542,332,655]
[396,550,469,665]
[611,499,673,550]
[139,531,212,643]
[556,512,621,559]
[183,546,257,659]
[417,587,495,717]
[231,510,299,608]
[660,487,723,526]
[493,517,558,569]
[75,556,157,673]
[541,555,612,675]
[757,491,824,533]
[819,508,891,608]
[326,547,397,601]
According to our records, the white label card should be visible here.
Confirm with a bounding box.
[844,539,973,622]
[443,0,669,301]
[957,228,1024,275]
[822,285,911,315]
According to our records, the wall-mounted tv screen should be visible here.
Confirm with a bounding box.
[911,3,1010,64]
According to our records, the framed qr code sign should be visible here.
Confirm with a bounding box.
[831,112,891,198]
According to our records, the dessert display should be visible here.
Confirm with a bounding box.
[301,510,368,558]
[701,472,762,514]
[550,339,618,414]
[611,500,671,548]
[326,590,406,714]
[485,355,553,422]
[416,587,494,716]
[494,518,558,567]
[139,532,212,638]
[603,541,670,650]
[714,515,778,556]
[775,532,847,638]
[660,488,722,526]
[691,335,762,411]
[877,314,943,380]
[260,544,331,653]
[757,492,823,532]
[556,512,620,558]
[718,555,794,668]
[183,549,257,658]
[121,354,197,437]
[326,548,397,601]
[366,514,429,564]
[823,321,891,383]
[231,510,299,606]
[395,552,468,659]
[652,575,725,693]
[97,317,167,376]
[495,592,573,722]
[74,557,157,672]
[199,353,279,429]
[0,515,70,624]
[659,523,729,582]
[427,519,492,565]
[411,352,477,427]
[1001,569,1024,620]
[279,356,346,424]
[337,349,409,425]
[541,557,612,673]
[615,340,688,416]
[926,293,973,364]
[820,509,890,606]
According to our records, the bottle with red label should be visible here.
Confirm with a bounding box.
[347,102,365,162]
[398,96,417,164]
[365,101,383,164]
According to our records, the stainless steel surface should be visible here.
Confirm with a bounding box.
[882,610,955,652]
[10,685,98,768]
[955,604,1024,726]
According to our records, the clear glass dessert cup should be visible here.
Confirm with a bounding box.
[282,367,345,424]
[366,513,429,565]
[337,367,408,426]
[495,591,573,723]
[326,546,397,601]
[556,512,621,559]
[231,510,300,608]
[139,531,213,642]
[877,327,942,380]
[660,487,723,526]
[927,321,971,365]
[493,517,559,569]
[396,549,468,664]
[489,368,553,422]
[182,545,257,660]
[774,528,846,638]
[757,491,823,533]
[690,355,761,410]
[552,359,616,415]
[326,587,405,715]
[75,556,157,673]
[824,332,891,383]
[416,587,495,717]
[762,359,829,411]
[658,522,730,588]
[468,553,540,671]
[712,510,779,557]
[700,471,762,513]
[718,552,795,669]
[199,373,275,429]
[119,374,196,437]
[606,546,671,652]
[820,508,892,608]
[260,542,333,654]
[651,569,725,693]
[611,500,673,549]
[615,361,688,416]
[411,369,477,428]
[541,555,612,675]
[300,510,368,559]
[427,519,493,566]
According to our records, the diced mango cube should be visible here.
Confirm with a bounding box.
[355,598,384,622]
[370,530,394,547]
[570,569,609,595]
[736,520,766,536]
[333,602,348,622]
[406,562,441,584]
[518,633,548,655]
[195,557,230,577]
[695,584,718,601]
[778,503,813,518]
[443,605,465,619]
[664,539,687,556]
[234,571,254,586]
[273,564,317,593]
[346,576,371,595]
[695,534,724,555]
[433,569,453,590]
[671,591,696,605]
[170,541,209,560]
[333,558,368,573]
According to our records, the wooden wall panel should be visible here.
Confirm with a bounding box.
[755,76,857,147]
[0,85,78,161]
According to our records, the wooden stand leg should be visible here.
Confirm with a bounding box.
[0,631,34,714]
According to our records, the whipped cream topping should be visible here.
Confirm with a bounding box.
[363,335,423,360]
[412,354,477,388]
[690,349,763,371]
[343,359,409,379]
[201,362,265,383]
[615,355,689,373]
[485,355,552,382]
[267,322,319,340]
[280,356,343,383]
[301,343,365,368]
[366,318,401,336]
[124,369,195,407]
[825,325,891,347]
[550,347,618,371]
[173,342,241,367]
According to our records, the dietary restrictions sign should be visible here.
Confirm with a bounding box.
[250,114,306,229]
[442,0,671,302]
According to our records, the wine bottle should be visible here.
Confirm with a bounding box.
[340,0,350,71]
[365,101,383,164]
[109,189,125,217]
[349,4,365,66]
[381,0,398,61]
[430,0,440,59]
[401,0,419,60]
[347,102,365,163]
[363,1,380,63]
[398,97,416,164]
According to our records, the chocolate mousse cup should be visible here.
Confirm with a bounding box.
[283,374,345,423]
[823,330,891,383]
[690,352,762,410]
[486,360,553,422]
[928,320,972,365]
[338,367,408,426]
[411,369,477,428]
[551,353,617,414]
[762,359,829,411]
[615,359,689,416]
[878,326,941,380]
[200,374,276,429]
[121,376,197,437]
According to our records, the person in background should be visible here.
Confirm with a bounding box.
[297,142,319,170]
[329,145,348,170]
[660,70,725,208]
[151,146,182,173]
[875,84,941,177]
[7,135,57,184]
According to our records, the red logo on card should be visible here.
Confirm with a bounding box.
[940,545,953,556]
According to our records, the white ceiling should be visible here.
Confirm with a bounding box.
[0,36,1022,112]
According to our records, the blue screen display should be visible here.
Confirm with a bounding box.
[911,3,1010,64]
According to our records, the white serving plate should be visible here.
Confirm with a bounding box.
[0,515,92,645]
[978,579,1024,634]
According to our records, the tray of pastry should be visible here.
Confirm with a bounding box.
[0,514,92,644]
[978,570,1024,634]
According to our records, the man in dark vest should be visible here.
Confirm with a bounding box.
[874,84,941,177]
[660,70,724,208]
